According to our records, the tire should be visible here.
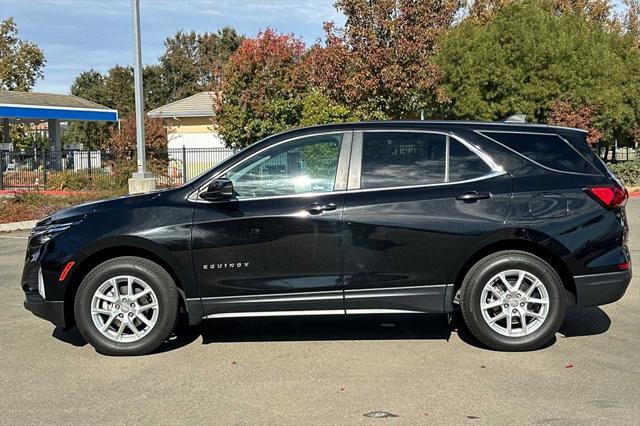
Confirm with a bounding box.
[74,256,179,356]
[460,250,566,351]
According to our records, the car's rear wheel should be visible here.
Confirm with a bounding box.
[460,250,566,351]
[74,256,178,356]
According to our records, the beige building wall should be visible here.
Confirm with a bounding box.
[164,117,225,149]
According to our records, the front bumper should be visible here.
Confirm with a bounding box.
[573,269,632,308]
[24,293,66,327]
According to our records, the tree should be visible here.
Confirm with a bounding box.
[466,0,616,26]
[69,69,107,103]
[105,115,167,153]
[466,0,513,25]
[303,0,462,120]
[65,64,171,148]
[160,27,243,101]
[436,1,640,146]
[623,0,640,48]
[299,90,359,127]
[104,116,168,186]
[549,100,603,144]
[64,70,111,149]
[198,26,244,83]
[143,64,171,110]
[0,18,45,91]
[104,65,138,118]
[214,29,307,148]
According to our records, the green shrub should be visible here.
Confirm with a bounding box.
[45,171,92,190]
[45,170,127,191]
[607,160,640,187]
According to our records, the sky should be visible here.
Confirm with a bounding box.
[0,0,344,94]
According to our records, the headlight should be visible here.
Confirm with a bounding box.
[31,221,82,243]
[38,267,46,299]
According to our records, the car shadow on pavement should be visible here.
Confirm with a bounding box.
[453,306,612,350]
[198,314,452,344]
[52,326,87,347]
[558,306,611,337]
[51,307,612,354]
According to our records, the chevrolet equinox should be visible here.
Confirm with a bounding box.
[22,121,632,355]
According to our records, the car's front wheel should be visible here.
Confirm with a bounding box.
[460,250,566,351]
[74,256,178,356]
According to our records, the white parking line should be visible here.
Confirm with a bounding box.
[0,236,28,240]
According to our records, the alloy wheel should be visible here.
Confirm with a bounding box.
[90,275,159,343]
[479,269,550,337]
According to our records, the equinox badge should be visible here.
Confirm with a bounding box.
[203,262,250,270]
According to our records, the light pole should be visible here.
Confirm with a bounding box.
[128,0,156,193]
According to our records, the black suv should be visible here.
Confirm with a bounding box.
[22,121,631,355]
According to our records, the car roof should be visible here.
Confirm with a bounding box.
[277,120,588,136]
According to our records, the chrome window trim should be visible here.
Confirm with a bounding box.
[348,129,502,191]
[345,309,424,315]
[190,129,506,202]
[203,309,425,319]
[555,134,605,177]
[444,135,450,182]
[345,170,507,194]
[347,131,363,190]
[204,310,346,319]
[475,130,602,177]
[189,131,348,203]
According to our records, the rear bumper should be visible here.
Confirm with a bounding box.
[24,293,66,327]
[573,270,632,308]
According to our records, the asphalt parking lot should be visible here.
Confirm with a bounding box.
[1,200,638,425]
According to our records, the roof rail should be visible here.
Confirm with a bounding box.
[502,114,527,123]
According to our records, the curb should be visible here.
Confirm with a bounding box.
[0,220,38,233]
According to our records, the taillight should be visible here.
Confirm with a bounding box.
[618,262,630,271]
[585,185,628,210]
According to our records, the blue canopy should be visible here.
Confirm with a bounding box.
[0,104,118,121]
[0,91,118,122]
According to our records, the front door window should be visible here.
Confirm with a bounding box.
[225,134,343,199]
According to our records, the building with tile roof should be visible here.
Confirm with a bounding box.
[147,92,224,149]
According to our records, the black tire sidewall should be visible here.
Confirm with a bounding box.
[461,252,566,351]
[74,257,178,356]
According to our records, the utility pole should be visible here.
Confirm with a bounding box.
[128,0,156,193]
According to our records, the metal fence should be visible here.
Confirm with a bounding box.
[0,147,237,190]
[596,144,639,162]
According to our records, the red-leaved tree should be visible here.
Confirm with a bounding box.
[303,0,462,119]
[104,117,168,185]
[214,28,307,148]
[549,100,603,145]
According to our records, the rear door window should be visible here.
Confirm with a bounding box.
[448,139,493,181]
[360,132,446,189]
[479,131,598,174]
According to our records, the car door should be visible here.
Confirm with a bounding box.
[342,130,512,314]
[191,131,352,317]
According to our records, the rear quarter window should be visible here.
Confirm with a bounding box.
[479,131,599,175]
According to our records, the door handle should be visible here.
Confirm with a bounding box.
[455,191,492,202]
[305,203,337,215]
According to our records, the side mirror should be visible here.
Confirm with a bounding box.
[200,179,234,201]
